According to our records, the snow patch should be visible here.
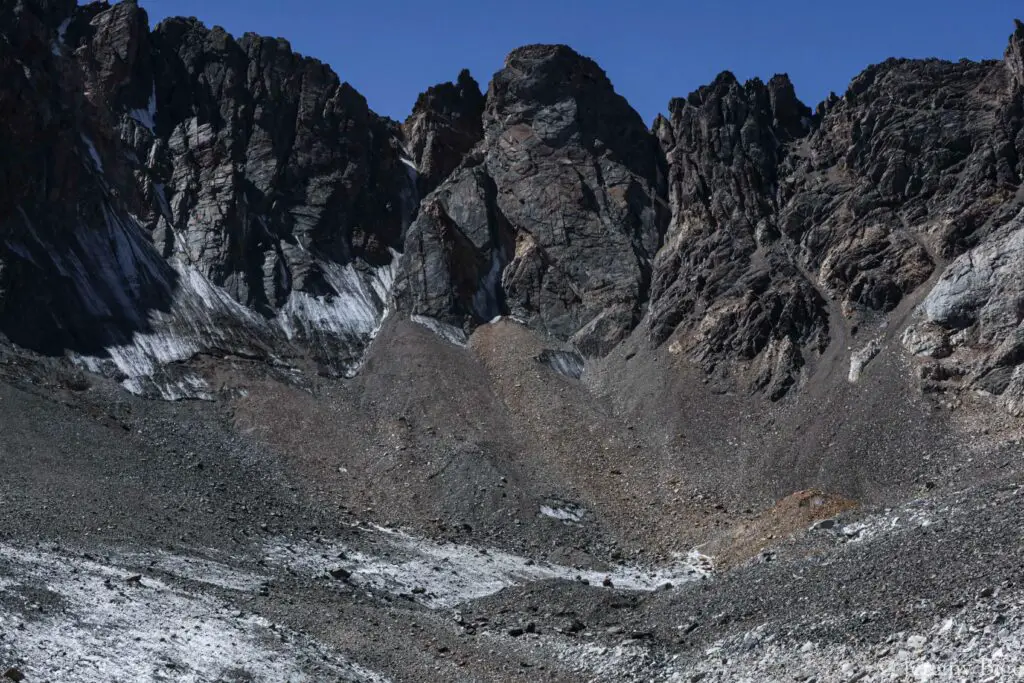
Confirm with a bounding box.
[0,543,386,683]
[262,526,711,610]
[57,18,71,44]
[129,84,158,134]
[540,505,584,522]
[76,258,269,399]
[113,550,265,593]
[277,259,394,343]
[536,349,585,379]
[849,337,882,382]
[70,255,272,400]
[51,18,71,56]
[121,373,212,401]
[80,134,104,173]
[532,637,663,680]
[835,503,937,544]
[276,254,398,378]
[410,315,468,347]
[675,603,1024,683]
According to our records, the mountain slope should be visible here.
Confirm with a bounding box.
[2,2,1024,681]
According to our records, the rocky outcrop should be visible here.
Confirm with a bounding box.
[5,0,1024,415]
[402,69,484,197]
[906,207,1024,413]
[647,74,828,398]
[142,14,415,372]
[645,27,1024,398]
[389,29,1024,404]
[396,44,668,355]
[1,0,417,396]
[897,25,1024,412]
[392,33,1023,400]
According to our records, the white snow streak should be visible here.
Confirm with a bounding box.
[410,315,468,347]
[263,526,712,610]
[80,134,104,173]
[540,505,583,522]
[57,18,71,44]
[52,18,71,56]
[129,84,158,134]
[277,259,395,342]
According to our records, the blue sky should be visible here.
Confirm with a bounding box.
[138,0,1021,124]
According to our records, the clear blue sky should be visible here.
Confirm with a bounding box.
[138,0,1021,124]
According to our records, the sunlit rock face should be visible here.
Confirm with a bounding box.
[395,44,669,357]
[5,2,1024,414]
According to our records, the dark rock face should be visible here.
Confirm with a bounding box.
[4,1,1024,415]
[646,33,1024,398]
[648,74,828,398]
[143,16,414,282]
[403,69,485,197]
[392,33,1024,400]
[396,44,668,356]
[1007,19,1024,89]
[0,0,177,357]
[1,0,417,395]
[138,14,416,372]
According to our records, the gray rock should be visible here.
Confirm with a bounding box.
[396,44,668,356]
[907,209,1024,411]
[901,325,952,359]
[921,217,1024,334]
[402,69,485,197]
[647,73,829,397]
[1006,19,1024,89]
[0,0,417,391]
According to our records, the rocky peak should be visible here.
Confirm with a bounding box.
[767,74,812,140]
[647,70,824,398]
[5,5,1024,418]
[402,68,484,196]
[486,44,661,184]
[1,0,418,397]
[663,71,806,182]
[396,43,667,355]
[646,41,1024,401]
[1007,18,1024,88]
[489,43,613,105]
[80,0,151,109]
[149,11,413,277]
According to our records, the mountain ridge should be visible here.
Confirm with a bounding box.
[4,2,1024,680]
[6,2,1023,410]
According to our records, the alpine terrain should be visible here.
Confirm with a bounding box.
[2,1,1024,680]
